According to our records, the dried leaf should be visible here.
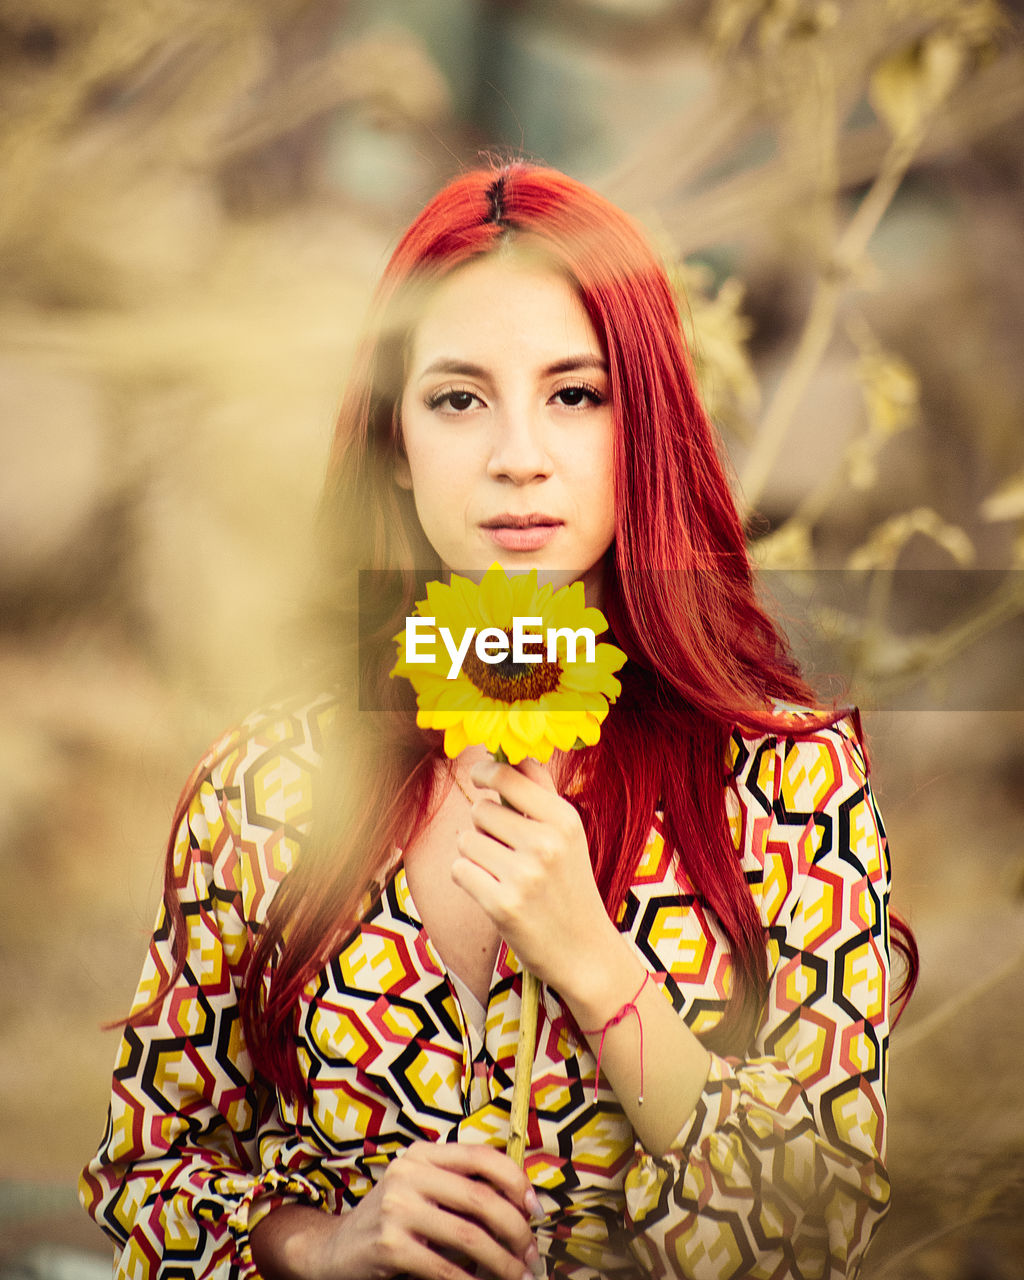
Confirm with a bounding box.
[979,471,1024,522]
[857,350,920,437]
[707,0,838,52]
[847,507,975,571]
[840,320,920,490]
[870,33,966,140]
[751,519,814,571]
[844,347,920,489]
[845,436,878,491]
[672,262,760,433]
[869,2,1005,142]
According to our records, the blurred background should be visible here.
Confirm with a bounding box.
[0,1,1022,1277]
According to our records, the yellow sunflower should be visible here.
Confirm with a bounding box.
[390,563,627,763]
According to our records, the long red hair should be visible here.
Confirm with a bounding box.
[157,162,917,1096]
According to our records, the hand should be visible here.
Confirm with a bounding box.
[451,757,622,996]
[250,1140,543,1280]
[448,759,711,1163]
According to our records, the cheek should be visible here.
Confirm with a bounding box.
[393,450,413,491]
[592,431,617,519]
[394,404,434,494]
[402,450,463,526]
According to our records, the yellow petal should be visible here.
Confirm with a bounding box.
[483,707,513,754]
[479,564,514,626]
[545,714,584,751]
[443,720,471,758]
[452,573,485,626]
[507,704,548,746]
[573,716,602,746]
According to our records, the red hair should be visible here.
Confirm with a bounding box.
[156,163,916,1095]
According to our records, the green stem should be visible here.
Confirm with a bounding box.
[493,746,514,809]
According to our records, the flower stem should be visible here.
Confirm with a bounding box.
[493,747,514,808]
[492,746,538,1169]
[508,969,540,1168]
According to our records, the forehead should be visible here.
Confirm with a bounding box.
[404,255,604,372]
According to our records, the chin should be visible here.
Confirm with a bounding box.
[531,567,580,589]
[440,558,602,601]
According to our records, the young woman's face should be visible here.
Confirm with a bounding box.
[395,254,617,602]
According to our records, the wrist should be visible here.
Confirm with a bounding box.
[556,927,646,1029]
[250,1203,344,1280]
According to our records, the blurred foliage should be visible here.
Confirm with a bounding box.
[672,260,762,436]
[650,0,1024,719]
[635,6,1024,1268]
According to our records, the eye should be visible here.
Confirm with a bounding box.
[553,383,605,409]
[426,388,481,413]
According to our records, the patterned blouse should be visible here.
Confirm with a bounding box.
[80,692,892,1280]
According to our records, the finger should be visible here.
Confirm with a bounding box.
[414,1204,533,1280]
[469,759,562,821]
[450,852,517,925]
[380,1229,504,1280]
[455,826,550,910]
[467,796,536,849]
[406,1141,536,1217]
[398,1157,536,1259]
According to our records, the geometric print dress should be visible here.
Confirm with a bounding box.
[79,691,892,1280]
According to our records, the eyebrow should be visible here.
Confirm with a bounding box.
[416,354,608,381]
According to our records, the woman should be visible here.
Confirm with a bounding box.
[80,162,915,1280]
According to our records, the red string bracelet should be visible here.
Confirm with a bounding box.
[580,971,649,1105]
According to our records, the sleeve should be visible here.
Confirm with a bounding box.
[623,715,892,1280]
[78,761,334,1280]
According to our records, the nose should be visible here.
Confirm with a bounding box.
[486,399,553,484]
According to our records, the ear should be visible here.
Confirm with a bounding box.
[393,453,413,490]
[391,403,413,490]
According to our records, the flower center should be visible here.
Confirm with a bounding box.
[462,631,564,703]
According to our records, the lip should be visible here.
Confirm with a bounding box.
[480,513,563,552]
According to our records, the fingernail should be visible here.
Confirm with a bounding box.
[525,1244,545,1277]
[524,1187,543,1222]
